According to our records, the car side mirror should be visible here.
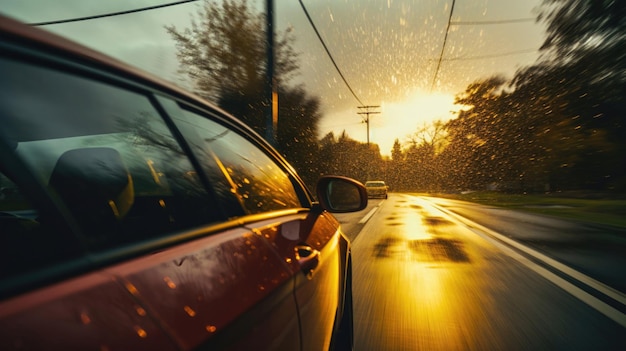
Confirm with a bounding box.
[316,176,368,213]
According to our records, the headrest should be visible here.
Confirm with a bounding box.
[49,147,134,220]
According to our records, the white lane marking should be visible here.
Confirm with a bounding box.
[430,201,626,328]
[358,200,384,224]
[469,226,626,328]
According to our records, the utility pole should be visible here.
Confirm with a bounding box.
[357,105,380,145]
[265,0,277,145]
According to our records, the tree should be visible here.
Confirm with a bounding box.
[514,0,626,190]
[441,77,513,190]
[318,131,385,183]
[388,139,404,190]
[399,120,449,191]
[407,120,448,157]
[166,0,324,182]
[166,0,298,104]
[166,0,298,135]
[430,0,625,193]
[276,86,323,189]
[391,139,403,162]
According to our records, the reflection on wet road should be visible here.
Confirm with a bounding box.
[348,194,625,350]
[372,215,469,263]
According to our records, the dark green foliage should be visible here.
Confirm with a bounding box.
[393,0,625,194]
[318,132,387,185]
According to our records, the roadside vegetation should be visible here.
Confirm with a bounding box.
[166,0,624,198]
[433,191,626,230]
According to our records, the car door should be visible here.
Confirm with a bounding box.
[164,100,349,351]
[147,97,310,350]
[109,224,301,351]
[249,209,348,351]
[294,214,347,351]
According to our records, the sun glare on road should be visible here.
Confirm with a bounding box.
[399,201,432,242]
[357,195,486,350]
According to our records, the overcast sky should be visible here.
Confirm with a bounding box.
[1,0,546,156]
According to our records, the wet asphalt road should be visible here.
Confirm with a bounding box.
[333,194,625,350]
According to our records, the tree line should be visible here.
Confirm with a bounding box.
[168,0,625,194]
[393,0,625,194]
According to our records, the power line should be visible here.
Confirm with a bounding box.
[29,0,200,26]
[431,0,456,91]
[430,6,533,89]
[298,0,364,106]
[451,17,535,25]
[441,48,538,61]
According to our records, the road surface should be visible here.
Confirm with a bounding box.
[334,193,625,350]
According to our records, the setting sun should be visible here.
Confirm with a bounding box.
[320,90,461,157]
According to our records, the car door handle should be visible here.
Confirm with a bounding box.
[295,244,320,279]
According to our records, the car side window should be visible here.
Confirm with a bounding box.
[0,57,220,251]
[0,170,82,289]
[168,107,302,215]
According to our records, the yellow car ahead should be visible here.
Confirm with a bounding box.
[365,180,388,199]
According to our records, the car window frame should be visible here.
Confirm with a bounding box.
[160,98,317,214]
[3,19,316,213]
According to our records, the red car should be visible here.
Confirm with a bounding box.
[0,15,366,350]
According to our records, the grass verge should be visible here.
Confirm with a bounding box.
[432,191,626,230]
